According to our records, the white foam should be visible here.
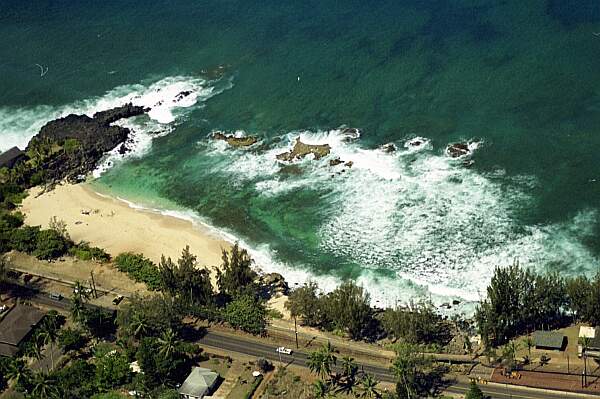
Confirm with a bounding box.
[0,75,228,176]
[198,127,599,313]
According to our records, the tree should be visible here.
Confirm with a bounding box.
[94,350,132,391]
[136,336,190,389]
[307,343,337,380]
[324,281,373,340]
[523,337,534,356]
[30,371,61,399]
[38,327,58,370]
[116,294,184,340]
[465,381,485,399]
[313,379,329,398]
[391,343,432,399]
[359,373,381,398]
[336,356,359,395]
[157,328,179,360]
[382,300,449,345]
[58,328,86,352]
[33,229,69,260]
[223,294,267,335]
[159,246,213,306]
[216,243,257,299]
[285,281,326,327]
[51,359,97,399]
[6,358,32,392]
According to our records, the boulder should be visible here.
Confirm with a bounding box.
[446,143,470,158]
[262,272,289,294]
[329,158,344,167]
[380,143,397,153]
[340,127,361,141]
[276,138,331,161]
[212,131,258,147]
[344,161,354,168]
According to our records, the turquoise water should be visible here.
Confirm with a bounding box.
[2,0,600,309]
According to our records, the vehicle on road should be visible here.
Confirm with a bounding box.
[112,295,124,305]
[276,346,292,355]
[48,292,63,300]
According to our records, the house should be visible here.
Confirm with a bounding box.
[0,147,26,169]
[533,331,566,351]
[178,367,219,399]
[0,304,46,357]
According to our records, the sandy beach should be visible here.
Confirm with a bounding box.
[20,183,230,274]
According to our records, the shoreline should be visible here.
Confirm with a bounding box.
[20,183,231,283]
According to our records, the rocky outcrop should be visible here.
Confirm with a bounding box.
[212,131,258,147]
[340,127,361,141]
[276,138,331,161]
[329,158,344,167]
[380,143,397,153]
[445,143,470,158]
[26,103,148,183]
[261,272,289,294]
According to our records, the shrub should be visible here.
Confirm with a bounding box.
[33,229,69,260]
[10,225,40,253]
[70,242,111,262]
[224,294,267,335]
[114,253,161,290]
[58,328,86,351]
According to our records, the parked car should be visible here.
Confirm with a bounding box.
[48,292,63,301]
[112,295,124,305]
[276,347,292,355]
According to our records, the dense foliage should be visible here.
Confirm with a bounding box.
[216,243,257,299]
[224,294,268,335]
[286,280,376,340]
[159,246,212,306]
[475,262,600,347]
[382,301,450,345]
[114,252,161,290]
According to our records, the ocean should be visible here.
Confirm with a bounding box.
[2,0,600,313]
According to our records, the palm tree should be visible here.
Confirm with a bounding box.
[359,373,381,398]
[30,372,60,399]
[38,326,59,370]
[25,339,45,363]
[70,296,85,324]
[313,379,329,398]
[129,311,149,339]
[341,356,358,378]
[523,337,534,356]
[308,351,327,378]
[158,328,178,359]
[6,358,32,391]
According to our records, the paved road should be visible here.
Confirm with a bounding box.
[199,331,599,399]
[23,281,598,399]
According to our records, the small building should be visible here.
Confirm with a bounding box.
[0,147,26,169]
[578,327,600,358]
[533,331,566,351]
[0,304,46,357]
[178,367,219,399]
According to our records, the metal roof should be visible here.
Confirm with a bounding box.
[0,305,45,347]
[533,331,565,349]
[178,367,218,398]
[0,147,24,168]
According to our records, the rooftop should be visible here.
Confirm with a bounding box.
[0,147,25,169]
[178,367,219,398]
[0,304,45,356]
[533,330,565,350]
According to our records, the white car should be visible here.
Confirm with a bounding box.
[276,346,292,355]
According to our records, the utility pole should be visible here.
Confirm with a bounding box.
[294,316,299,349]
[90,271,98,298]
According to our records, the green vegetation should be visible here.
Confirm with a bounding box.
[465,381,485,399]
[114,252,161,290]
[216,242,258,299]
[475,261,600,347]
[306,342,382,398]
[382,301,450,345]
[69,242,110,262]
[159,246,212,306]
[224,294,268,335]
[286,280,376,341]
